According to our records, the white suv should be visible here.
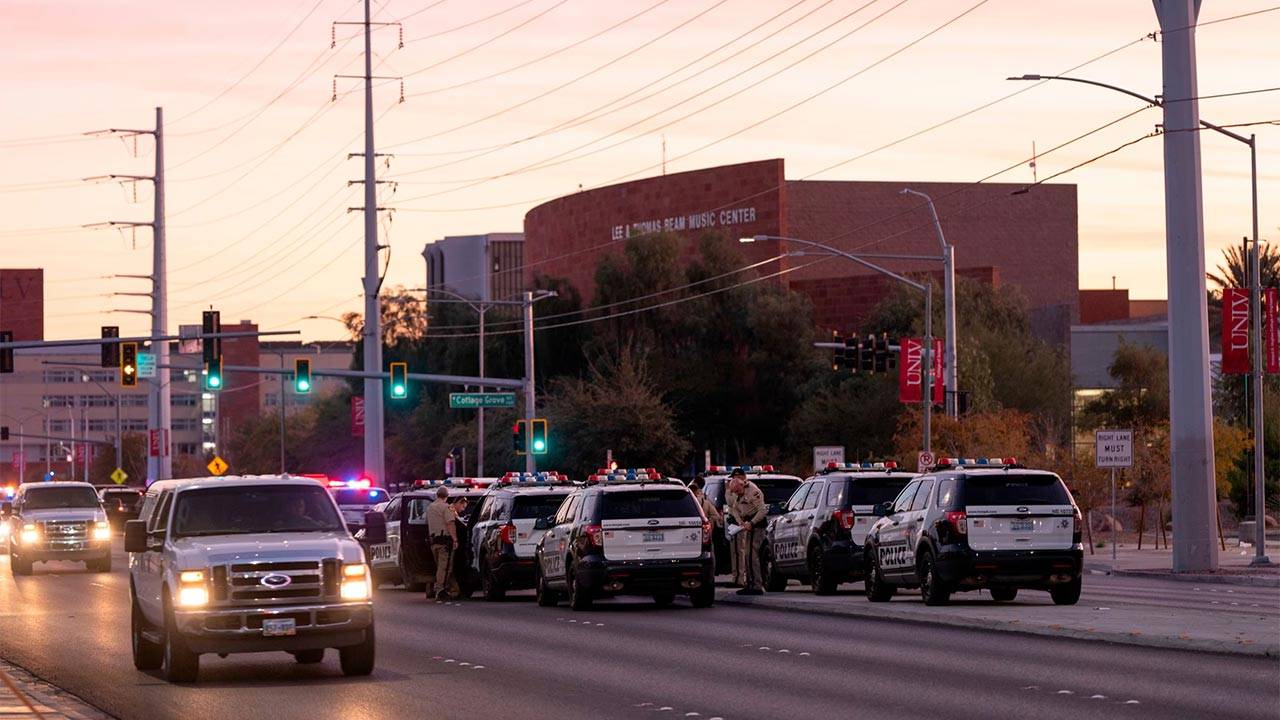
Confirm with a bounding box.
[126,476,381,682]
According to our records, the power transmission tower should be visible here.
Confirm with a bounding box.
[84,108,170,482]
[333,3,401,485]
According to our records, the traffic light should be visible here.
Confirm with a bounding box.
[513,419,528,455]
[120,342,138,387]
[201,310,221,364]
[530,419,548,455]
[205,357,223,391]
[859,334,874,373]
[389,362,408,399]
[842,336,857,372]
[873,333,889,373]
[101,326,119,368]
[0,330,12,374]
[294,358,312,394]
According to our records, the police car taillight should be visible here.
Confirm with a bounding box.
[833,509,856,531]
[945,511,967,535]
[1072,508,1082,544]
[499,523,516,545]
[584,524,604,547]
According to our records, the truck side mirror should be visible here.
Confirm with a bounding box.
[124,520,149,553]
[363,511,387,545]
[874,502,892,517]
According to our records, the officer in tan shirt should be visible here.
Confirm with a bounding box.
[726,468,767,595]
[426,487,460,600]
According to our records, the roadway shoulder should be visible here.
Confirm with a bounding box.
[714,589,1280,658]
[1084,563,1280,588]
[0,657,112,720]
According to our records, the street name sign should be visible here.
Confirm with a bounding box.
[450,392,517,409]
[137,352,156,378]
[1095,429,1133,468]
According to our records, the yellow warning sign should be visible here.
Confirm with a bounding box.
[207,456,229,476]
[110,468,128,485]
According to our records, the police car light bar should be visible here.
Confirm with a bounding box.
[931,457,1018,469]
[586,469,670,485]
[328,477,373,489]
[706,465,776,474]
[824,461,899,471]
[499,471,570,485]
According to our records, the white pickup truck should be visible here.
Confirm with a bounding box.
[126,476,384,683]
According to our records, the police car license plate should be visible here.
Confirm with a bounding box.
[1010,519,1034,532]
[642,531,665,543]
[262,618,297,637]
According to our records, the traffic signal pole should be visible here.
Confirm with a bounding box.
[359,0,386,488]
[151,107,171,483]
[523,291,536,474]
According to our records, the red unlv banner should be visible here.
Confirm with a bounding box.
[899,337,943,405]
[1221,288,1251,375]
[351,396,365,438]
[1266,287,1279,374]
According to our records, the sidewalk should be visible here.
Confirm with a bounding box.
[0,659,109,720]
[715,576,1280,658]
[1083,539,1280,588]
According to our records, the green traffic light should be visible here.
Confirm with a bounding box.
[392,383,406,398]
[533,439,546,452]
[296,379,311,392]
[208,375,222,388]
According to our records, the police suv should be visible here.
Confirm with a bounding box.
[534,469,715,610]
[763,462,916,594]
[359,479,489,594]
[469,472,574,601]
[126,476,378,682]
[701,465,802,570]
[862,458,1083,606]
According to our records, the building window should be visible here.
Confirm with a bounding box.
[172,418,200,431]
[42,395,75,408]
[84,369,115,383]
[121,419,148,431]
[42,369,77,383]
[86,419,114,432]
[171,394,199,407]
[45,419,70,433]
[175,443,199,456]
[121,395,147,408]
[80,395,113,408]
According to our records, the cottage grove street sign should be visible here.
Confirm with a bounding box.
[449,393,516,409]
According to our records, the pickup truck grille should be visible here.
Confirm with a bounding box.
[34,520,89,549]
[213,559,336,606]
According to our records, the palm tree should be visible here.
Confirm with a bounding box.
[1207,241,1280,294]
[1206,241,1280,423]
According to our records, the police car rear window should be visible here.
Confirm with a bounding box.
[962,473,1069,506]
[829,477,913,507]
[601,490,699,520]
[754,478,801,505]
[513,494,568,520]
[332,488,386,505]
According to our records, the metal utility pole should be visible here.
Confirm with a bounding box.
[1152,0,1217,572]
[84,107,170,482]
[523,291,536,473]
[478,239,490,477]
[901,188,958,418]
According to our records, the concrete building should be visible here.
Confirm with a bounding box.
[422,233,524,301]
[523,158,1079,344]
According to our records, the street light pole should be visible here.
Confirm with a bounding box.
[901,188,958,418]
[744,234,933,453]
[1009,60,1265,569]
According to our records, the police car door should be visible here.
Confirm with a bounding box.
[903,477,935,573]
[770,482,811,567]
[793,479,826,563]
[368,495,401,573]
[469,495,499,572]
[876,480,921,581]
[540,494,579,583]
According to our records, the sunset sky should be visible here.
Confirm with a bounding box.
[2,0,1276,342]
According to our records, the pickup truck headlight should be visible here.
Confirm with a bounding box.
[340,563,371,600]
[177,569,209,607]
[92,521,111,541]
[19,524,39,545]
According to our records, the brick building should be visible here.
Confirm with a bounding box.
[523,159,1078,343]
[0,269,43,341]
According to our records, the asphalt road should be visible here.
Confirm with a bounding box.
[0,543,1276,720]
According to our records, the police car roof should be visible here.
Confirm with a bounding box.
[171,475,331,492]
[821,471,919,480]
[18,480,97,490]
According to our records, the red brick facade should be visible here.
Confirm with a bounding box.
[522,160,1078,341]
[0,269,44,341]
[218,321,260,441]
[1079,289,1131,325]
[795,267,1001,334]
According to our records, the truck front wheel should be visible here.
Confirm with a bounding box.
[163,597,200,683]
[339,621,376,676]
[131,595,163,670]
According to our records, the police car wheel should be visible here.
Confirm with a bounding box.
[481,563,506,602]
[568,571,593,611]
[689,583,714,608]
[1049,576,1082,606]
[535,569,559,607]
[989,587,1017,602]
[917,552,950,606]
[763,553,786,593]
[808,547,837,596]
[864,549,895,602]
[652,592,675,607]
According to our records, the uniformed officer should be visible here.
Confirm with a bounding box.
[689,475,722,528]
[726,468,767,596]
[426,487,460,600]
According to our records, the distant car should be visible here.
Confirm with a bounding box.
[700,465,802,570]
[468,472,574,601]
[863,458,1083,606]
[763,462,917,594]
[99,487,145,527]
[534,469,715,610]
[5,481,113,575]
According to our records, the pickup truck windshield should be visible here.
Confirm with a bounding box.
[171,485,345,537]
[24,487,101,510]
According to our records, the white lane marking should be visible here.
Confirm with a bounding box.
[444,659,455,664]
[1056,690,1074,695]
[90,582,107,588]
[1022,686,1040,691]
[472,665,484,670]
[1089,695,1107,700]
[757,646,770,651]
[778,649,790,654]
[596,623,605,627]
[458,662,471,667]
[1123,700,1140,705]
[634,702,653,708]
[657,707,673,712]
[798,652,810,656]
[685,713,701,717]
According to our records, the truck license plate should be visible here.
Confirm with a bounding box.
[1010,519,1034,532]
[262,618,297,637]
[642,531,664,543]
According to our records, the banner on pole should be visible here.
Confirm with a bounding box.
[1221,287,1251,374]
[1266,287,1278,374]
[898,337,943,405]
[351,396,365,438]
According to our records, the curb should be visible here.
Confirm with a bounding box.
[1083,563,1280,588]
[714,592,1279,659]
[0,658,112,720]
